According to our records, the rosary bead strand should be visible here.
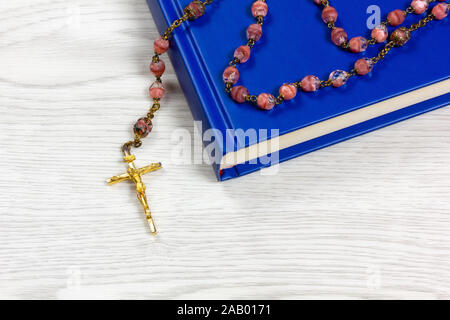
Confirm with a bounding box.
[223,1,448,110]
[109,1,214,236]
[315,0,442,52]
[132,0,449,138]
[224,1,291,110]
[125,1,213,151]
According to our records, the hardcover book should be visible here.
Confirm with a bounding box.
[146,0,450,181]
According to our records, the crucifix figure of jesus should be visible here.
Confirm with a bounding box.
[107,145,162,235]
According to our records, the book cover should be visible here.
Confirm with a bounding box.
[146,0,450,181]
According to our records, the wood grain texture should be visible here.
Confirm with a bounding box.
[0,0,449,300]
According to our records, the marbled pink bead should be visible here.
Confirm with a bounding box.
[234,45,251,63]
[149,81,165,99]
[247,23,263,41]
[390,27,411,46]
[411,0,429,14]
[257,93,276,110]
[349,36,368,53]
[279,84,297,100]
[186,1,206,20]
[150,60,165,77]
[251,1,268,18]
[223,66,239,84]
[355,58,374,76]
[371,24,388,43]
[322,6,338,23]
[134,118,153,138]
[387,9,406,26]
[313,0,322,5]
[154,37,169,54]
[329,70,349,88]
[230,86,249,103]
[331,27,348,46]
[301,75,320,92]
[432,3,449,20]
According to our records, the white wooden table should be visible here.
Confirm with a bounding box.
[0,0,449,300]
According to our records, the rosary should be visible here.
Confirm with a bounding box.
[107,0,449,235]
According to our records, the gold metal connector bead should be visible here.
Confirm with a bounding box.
[123,154,136,163]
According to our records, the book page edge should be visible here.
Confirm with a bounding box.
[220,79,450,170]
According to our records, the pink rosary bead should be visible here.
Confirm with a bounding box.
[150,60,166,77]
[331,27,348,46]
[247,24,263,41]
[279,84,297,100]
[154,37,169,54]
[355,58,374,76]
[313,0,322,5]
[234,45,251,63]
[349,36,368,53]
[186,1,206,20]
[329,70,349,88]
[257,93,276,110]
[371,24,388,43]
[231,86,249,103]
[390,27,411,46]
[432,3,449,20]
[149,81,165,99]
[134,118,153,138]
[301,75,320,92]
[411,0,429,14]
[322,6,338,23]
[223,66,240,84]
[251,1,268,18]
[387,9,406,26]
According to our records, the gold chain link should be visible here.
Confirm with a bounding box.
[371,41,395,64]
[162,15,189,40]
[408,14,435,31]
[147,100,161,119]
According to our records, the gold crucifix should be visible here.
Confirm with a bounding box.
[107,145,162,235]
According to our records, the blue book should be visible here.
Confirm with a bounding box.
[146,0,450,181]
